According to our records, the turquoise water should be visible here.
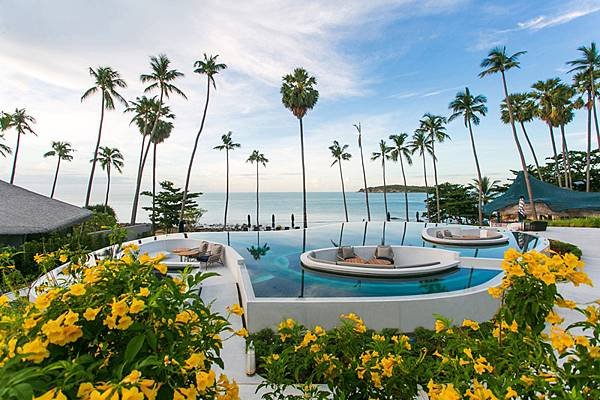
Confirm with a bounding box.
[191,222,543,298]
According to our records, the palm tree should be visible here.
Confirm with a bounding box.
[280,68,319,229]
[247,150,269,228]
[572,71,597,191]
[150,120,174,232]
[0,113,12,158]
[479,46,537,219]
[43,141,74,198]
[417,113,449,223]
[409,130,433,220]
[81,67,127,206]
[468,176,500,205]
[2,108,37,184]
[389,133,413,222]
[553,83,578,189]
[0,134,10,158]
[568,43,600,191]
[371,140,393,220]
[179,54,226,231]
[95,146,124,212]
[500,93,542,179]
[329,140,352,222]
[531,79,562,186]
[448,87,487,225]
[125,95,160,224]
[354,123,371,221]
[214,131,241,230]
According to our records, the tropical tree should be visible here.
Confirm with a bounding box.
[553,83,579,189]
[179,54,226,231]
[81,67,127,206]
[468,176,501,215]
[150,120,174,232]
[409,130,433,220]
[0,113,12,158]
[448,87,487,225]
[43,141,74,198]
[531,78,562,186]
[95,146,124,212]
[280,68,319,229]
[500,93,542,179]
[247,150,269,228]
[371,140,393,220]
[2,108,36,184]
[329,140,352,222]
[417,113,449,223]
[568,42,600,191]
[389,133,413,222]
[354,122,371,221]
[0,134,10,158]
[214,131,241,230]
[479,46,537,219]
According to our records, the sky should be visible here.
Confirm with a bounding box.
[1,0,599,212]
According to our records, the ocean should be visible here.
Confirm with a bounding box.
[110,191,428,225]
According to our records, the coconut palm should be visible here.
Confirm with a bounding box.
[179,54,226,231]
[2,108,37,184]
[371,140,393,220]
[417,113,449,223]
[572,71,598,191]
[409,130,433,220]
[448,87,487,225]
[553,83,579,189]
[0,113,13,158]
[354,122,371,221]
[150,120,174,232]
[95,146,124,212]
[280,68,319,229]
[531,78,562,186]
[329,140,352,222]
[468,176,501,205]
[0,134,10,158]
[500,93,542,179]
[43,141,74,198]
[125,95,161,224]
[214,131,241,230]
[81,67,127,206]
[389,133,413,222]
[479,46,537,219]
[247,150,269,228]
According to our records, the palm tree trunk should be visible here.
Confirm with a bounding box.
[85,95,105,207]
[500,71,537,219]
[593,100,600,150]
[299,117,308,228]
[585,90,592,192]
[430,138,441,223]
[382,160,388,220]
[152,142,157,233]
[129,119,149,224]
[560,124,572,189]
[223,149,229,230]
[399,155,409,222]
[9,132,21,184]
[256,162,260,227]
[359,136,371,221]
[421,152,429,220]
[519,121,542,180]
[51,157,61,198]
[104,165,111,212]
[338,161,349,222]
[547,124,562,187]
[179,78,211,232]
[467,120,483,226]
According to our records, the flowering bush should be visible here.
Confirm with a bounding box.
[254,250,599,399]
[0,245,241,400]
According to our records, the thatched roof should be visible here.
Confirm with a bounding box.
[0,180,92,235]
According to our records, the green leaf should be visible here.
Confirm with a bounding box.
[124,334,145,364]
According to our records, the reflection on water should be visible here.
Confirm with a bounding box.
[189,222,544,298]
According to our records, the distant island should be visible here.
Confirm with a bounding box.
[358,185,432,193]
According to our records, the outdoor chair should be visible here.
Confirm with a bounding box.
[198,243,224,267]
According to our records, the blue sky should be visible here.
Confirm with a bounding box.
[1,0,599,211]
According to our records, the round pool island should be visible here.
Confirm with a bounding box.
[422,227,509,246]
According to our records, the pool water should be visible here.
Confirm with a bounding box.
[190,222,543,298]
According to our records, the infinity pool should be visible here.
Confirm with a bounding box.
[190,222,543,298]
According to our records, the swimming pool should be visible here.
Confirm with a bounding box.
[186,222,543,298]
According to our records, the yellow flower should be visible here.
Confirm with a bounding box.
[550,327,574,353]
[138,287,150,297]
[18,338,49,363]
[129,299,145,314]
[0,294,10,306]
[370,371,382,389]
[34,389,67,400]
[122,369,142,384]
[154,263,168,275]
[294,331,317,351]
[545,310,563,325]
[111,298,129,317]
[77,383,95,398]
[589,346,600,358]
[438,384,461,400]
[556,298,577,309]
[585,305,598,324]
[520,375,534,386]
[139,379,159,400]
[185,353,206,370]
[372,334,385,342]
[354,322,367,334]
[173,385,197,400]
[235,328,248,337]
[117,315,133,330]
[314,325,326,336]
[381,356,395,377]
[505,386,518,399]
[121,387,144,400]
[462,319,480,331]
[84,307,102,321]
[59,254,68,263]
[574,335,590,349]
[104,314,118,329]
[463,348,473,359]
[434,319,446,333]
[487,286,503,298]
[227,303,244,316]
[310,343,320,353]
[271,354,280,361]
[196,369,216,392]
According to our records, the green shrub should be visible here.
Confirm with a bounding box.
[549,239,583,259]
[86,204,117,218]
[548,217,600,228]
